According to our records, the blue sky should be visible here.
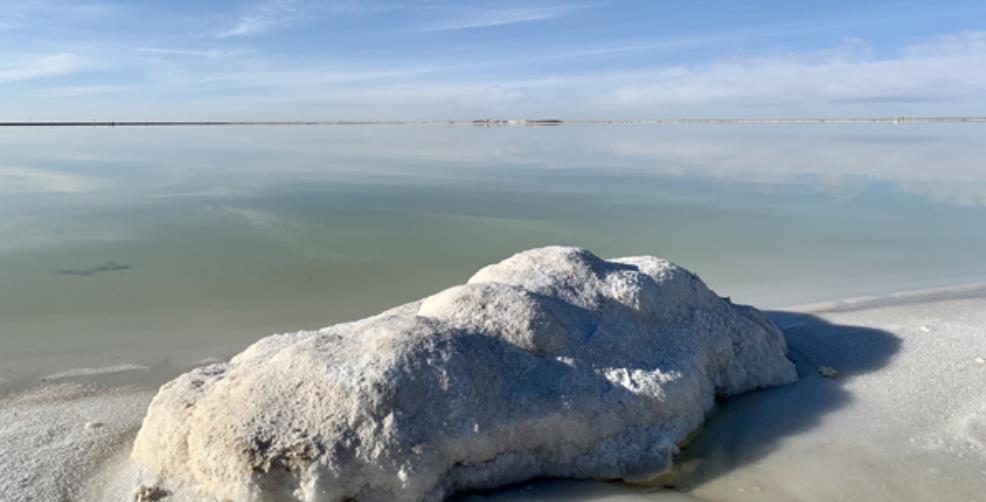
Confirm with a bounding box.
[1,0,985,120]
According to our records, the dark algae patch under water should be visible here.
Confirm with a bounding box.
[55,261,132,277]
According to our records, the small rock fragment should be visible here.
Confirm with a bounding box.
[134,485,169,501]
[975,356,985,365]
[819,366,840,379]
[84,421,104,430]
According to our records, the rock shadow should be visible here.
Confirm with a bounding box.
[652,310,902,493]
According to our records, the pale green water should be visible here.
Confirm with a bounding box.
[2,124,986,374]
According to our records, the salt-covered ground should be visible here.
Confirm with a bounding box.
[0,382,154,502]
[2,286,984,501]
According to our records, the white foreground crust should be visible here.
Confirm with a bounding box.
[132,247,796,501]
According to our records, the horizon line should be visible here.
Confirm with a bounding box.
[1,116,985,127]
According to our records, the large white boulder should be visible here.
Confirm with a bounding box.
[131,247,796,501]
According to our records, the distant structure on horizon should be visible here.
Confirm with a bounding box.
[472,119,564,127]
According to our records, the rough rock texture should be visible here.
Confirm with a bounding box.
[131,247,796,501]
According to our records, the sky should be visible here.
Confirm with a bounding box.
[1,0,985,120]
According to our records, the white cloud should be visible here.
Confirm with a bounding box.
[0,53,86,83]
[3,23,984,122]
[610,32,986,111]
[424,5,577,31]
[39,84,133,97]
[138,47,251,59]
[215,1,574,37]
[197,30,986,120]
[904,31,986,58]
[216,15,277,38]
[214,0,299,38]
[569,35,733,57]
[192,64,442,88]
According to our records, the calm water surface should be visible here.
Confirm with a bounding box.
[2,124,985,374]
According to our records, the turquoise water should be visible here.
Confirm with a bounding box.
[2,124,986,370]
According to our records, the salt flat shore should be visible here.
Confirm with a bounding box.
[2,284,984,501]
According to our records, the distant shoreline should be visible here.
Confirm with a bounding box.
[1,116,985,127]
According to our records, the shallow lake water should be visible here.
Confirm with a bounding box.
[2,124,986,375]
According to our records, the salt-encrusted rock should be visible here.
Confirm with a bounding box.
[131,247,796,501]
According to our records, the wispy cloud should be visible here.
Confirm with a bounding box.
[424,4,579,31]
[115,30,986,122]
[214,0,299,38]
[904,30,986,57]
[0,53,86,83]
[831,95,947,104]
[227,30,986,121]
[139,47,251,59]
[610,31,986,111]
[40,84,134,97]
[191,63,442,88]
[568,30,758,58]
[1,0,983,123]
[212,0,402,38]
[0,1,127,30]
[215,15,279,38]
